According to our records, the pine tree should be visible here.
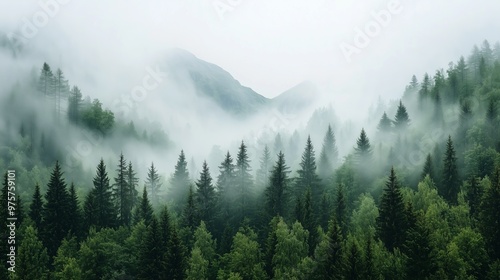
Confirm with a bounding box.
[134,186,154,226]
[68,183,81,238]
[29,183,44,231]
[138,217,163,280]
[84,159,116,231]
[167,227,187,280]
[38,62,54,97]
[441,136,460,204]
[196,161,216,228]
[181,185,199,229]
[296,136,322,208]
[345,238,363,280]
[43,161,71,256]
[393,101,410,130]
[113,153,133,226]
[265,151,290,218]
[377,112,392,132]
[53,68,69,122]
[319,218,344,280]
[319,124,339,177]
[170,151,190,211]
[256,145,272,188]
[127,161,139,214]
[479,168,500,260]
[146,162,162,206]
[421,154,435,182]
[402,213,435,279]
[235,141,253,220]
[68,86,83,124]
[216,152,235,228]
[376,167,407,252]
[15,226,49,280]
[335,183,347,237]
[355,128,372,161]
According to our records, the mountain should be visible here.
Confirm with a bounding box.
[164,49,316,117]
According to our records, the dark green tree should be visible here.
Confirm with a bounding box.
[29,183,44,231]
[402,213,435,279]
[235,141,253,220]
[166,227,187,280]
[345,238,363,280]
[393,101,410,130]
[146,161,162,206]
[355,128,372,162]
[296,136,322,208]
[170,151,190,211]
[126,161,139,214]
[16,226,49,280]
[377,112,392,132]
[196,161,216,228]
[479,168,500,260]
[319,218,345,280]
[181,185,199,230]
[335,183,347,237]
[138,217,163,280]
[421,154,436,182]
[466,176,482,221]
[441,136,460,204]
[265,151,290,218]
[318,124,339,180]
[133,186,154,226]
[113,153,133,226]
[376,167,407,252]
[43,161,71,256]
[84,159,116,231]
[216,152,235,232]
[68,183,82,238]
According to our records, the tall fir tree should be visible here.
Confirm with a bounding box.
[138,217,163,280]
[166,226,187,280]
[479,168,500,260]
[146,162,162,207]
[68,183,82,238]
[319,218,345,280]
[216,152,235,227]
[195,161,216,229]
[29,183,44,231]
[376,167,407,252]
[170,151,190,211]
[181,185,199,230]
[84,159,116,231]
[355,128,372,162]
[133,186,154,226]
[113,153,133,226]
[127,161,139,214]
[377,112,392,132]
[345,238,364,280]
[43,161,71,256]
[235,141,253,220]
[393,101,410,130]
[318,124,339,180]
[421,153,436,182]
[265,151,290,219]
[335,183,347,237]
[296,136,322,210]
[256,145,272,188]
[466,176,482,221]
[441,136,460,204]
[402,213,435,279]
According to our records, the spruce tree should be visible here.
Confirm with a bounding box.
[167,227,187,279]
[318,124,339,178]
[68,183,81,238]
[146,161,162,206]
[235,141,253,220]
[170,151,190,211]
[181,185,199,230]
[134,187,154,226]
[319,194,330,231]
[29,183,44,231]
[479,168,500,260]
[43,161,71,256]
[345,239,363,280]
[264,216,280,279]
[355,128,372,162]
[466,176,482,221]
[376,167,407,252]
[441,136,460,204]
[256,145,272,188]
[216,152,235,229]
[265,151,289,218]
[393,101,410,130]
[113,153,132,226]
[296,136,322,208]
[335,183,347,237]
[302,189,317,256]
[421,154,435,182]
[320,218,344,280]
[195,161,216,228]
[377,112,392,132]
[402,213,435,279]
[138,217,163,280]
[84,159,116,231]
[126,161,139,214]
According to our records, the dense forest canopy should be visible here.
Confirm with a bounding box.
[1,40,500,279]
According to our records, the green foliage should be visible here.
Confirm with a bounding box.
[265,151,290,218]
[196,161,216,228]
[15,226,49,280]
[272,219,309,279]
[80,99,115,134]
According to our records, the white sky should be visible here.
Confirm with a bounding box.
[2,0,500,111]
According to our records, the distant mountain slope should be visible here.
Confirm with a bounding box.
[164,49,269,116]
[271,80,318,113]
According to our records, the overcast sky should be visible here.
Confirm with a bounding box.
[2,0,500,112]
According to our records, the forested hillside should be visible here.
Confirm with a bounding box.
[2,41,500,279]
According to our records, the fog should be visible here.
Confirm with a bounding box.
[1,0,500,190]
